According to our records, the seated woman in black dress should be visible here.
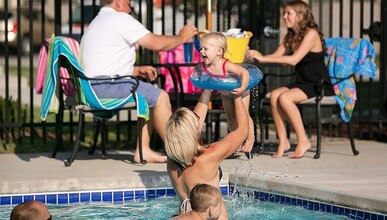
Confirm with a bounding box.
[245,0,333,159]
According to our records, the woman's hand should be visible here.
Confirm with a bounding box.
[245,49,263,63]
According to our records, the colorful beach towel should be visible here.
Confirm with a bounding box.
[36,37,78,96]
[324,38,376,122]
[40,36,149,121]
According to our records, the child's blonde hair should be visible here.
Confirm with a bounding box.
[200,32,228,57]
[190,183,222,213]
[165,107,202,168]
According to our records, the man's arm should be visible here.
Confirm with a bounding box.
[136,24,198,51]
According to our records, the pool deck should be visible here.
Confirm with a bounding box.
[1,137,387,215]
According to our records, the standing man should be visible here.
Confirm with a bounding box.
[80,0,197,163]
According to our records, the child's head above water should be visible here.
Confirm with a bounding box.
[200,32,228,58]
[190,183,223,219]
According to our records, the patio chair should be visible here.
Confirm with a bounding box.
[40,36,149,166]
[257,37,376,158]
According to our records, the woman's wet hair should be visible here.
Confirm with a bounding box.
[165,107,201,168]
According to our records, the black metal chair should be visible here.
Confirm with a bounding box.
[256,73,359,159]
[42,36,148,166]
[256,37,376,158]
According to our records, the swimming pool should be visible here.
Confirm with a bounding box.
[1,185,385,219]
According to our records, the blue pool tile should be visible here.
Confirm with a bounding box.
[124,190,134,202]
[23,195,34,203]
[343,208,351,217]
[285,196,290,205]
[291,197,297,206]
[113,191,123,203]
[377,214,386,220]
[261,192,269,201]
[297,198,303,207]
[220,186,228,196]
[1,196,11,205]
[326,204,332,213]
[102,192,113,202]
[58,193,69,204]
[69,193,79,203]
[319,203,326,212]
[80,192,90,203]
[307,201,314,210]
[355,211,364,219]
[166,188,176,197]
[11,196,22,205]
[35,195,45,203]
[46,194,57,204]
[135,190,145,200]
[313,202,320,211]
[280,195,286,204]
[332,205,339,214]
[156,189,166,198]
[146,189,156,199]
[91,192,102,202]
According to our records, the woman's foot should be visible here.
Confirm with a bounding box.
[134,149,167,163]
[288,139,311,159]
[272,142,291,159]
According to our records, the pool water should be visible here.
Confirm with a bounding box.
[0,195,350,220]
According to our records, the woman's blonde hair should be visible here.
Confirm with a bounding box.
[283,0,326,53]
[200,32,228,57]
[190,183,222,213]
[165,107,201,168]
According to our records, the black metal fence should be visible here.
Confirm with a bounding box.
[1,0,387,151]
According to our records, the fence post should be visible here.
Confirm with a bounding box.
[381,1,387,120]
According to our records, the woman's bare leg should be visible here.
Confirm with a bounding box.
[277,88,311,158]
[270,87,291,158]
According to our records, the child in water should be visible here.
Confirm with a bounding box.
[170,183,223,220]
[199,32,255,154]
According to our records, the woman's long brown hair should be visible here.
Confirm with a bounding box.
[283,0,326,54]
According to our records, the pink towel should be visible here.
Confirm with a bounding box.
[36,36,79,96]
[158,44,202,94]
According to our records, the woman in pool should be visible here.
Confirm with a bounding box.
[165,89,249,219]
[245,0,333,159]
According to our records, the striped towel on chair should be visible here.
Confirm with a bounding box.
[40,35,150,121]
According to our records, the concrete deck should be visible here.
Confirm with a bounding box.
[1,138,387,215]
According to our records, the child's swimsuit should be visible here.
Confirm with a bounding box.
[202,59,229,77]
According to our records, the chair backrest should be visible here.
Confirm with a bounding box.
[40,36,149,121]
[324,38,376,80]
[36,37,79,96]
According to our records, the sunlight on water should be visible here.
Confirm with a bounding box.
[0,195,350,220]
